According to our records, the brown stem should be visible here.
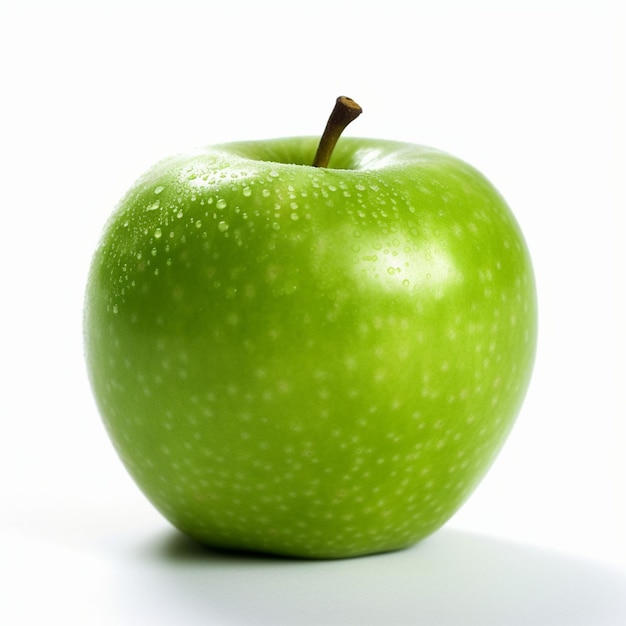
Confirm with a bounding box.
[312,96,363,168]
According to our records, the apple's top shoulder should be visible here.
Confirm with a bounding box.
[201,136,468,174]
[126,137,488,188]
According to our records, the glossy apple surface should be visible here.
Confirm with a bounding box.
[84,137,537,558]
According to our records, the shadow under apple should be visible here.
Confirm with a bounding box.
[109,528,626,626]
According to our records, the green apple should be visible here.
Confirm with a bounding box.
[85,98,536,559]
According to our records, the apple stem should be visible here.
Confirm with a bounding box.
[312,96,363,168]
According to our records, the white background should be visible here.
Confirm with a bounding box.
[1,1,625,624]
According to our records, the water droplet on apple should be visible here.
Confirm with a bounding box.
[176,209,184,219]
[243,187,252,197]
[154,185,165,195]
[218,221,229,232]
[195,220,202,228]
[290,213,299,221]
[216,199,227,210]
[146,200,160,211]
[154,228,162,239]
[262,189,271,198]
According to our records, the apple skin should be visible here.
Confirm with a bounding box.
[84,137,537,559]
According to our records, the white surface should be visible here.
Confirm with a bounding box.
[3,518,626,626]
[1,1,625,623]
